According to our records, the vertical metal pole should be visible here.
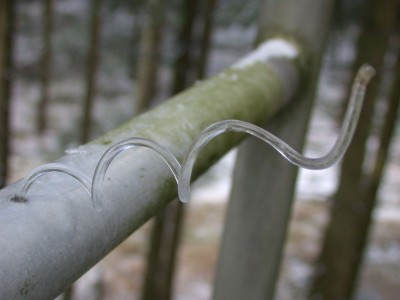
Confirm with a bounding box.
[213,1,335,299]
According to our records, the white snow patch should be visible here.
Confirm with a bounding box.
[374,206,400,223]
[367,243,400,264]
[191,150,237,205]
[65,147,89,155]
[233,38,299,69]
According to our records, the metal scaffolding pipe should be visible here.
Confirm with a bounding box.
[0,39,300,299]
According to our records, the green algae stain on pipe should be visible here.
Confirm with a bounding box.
[91,39,301,157]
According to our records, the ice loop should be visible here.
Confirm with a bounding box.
[10,64,375,207]
[10,163,92,204]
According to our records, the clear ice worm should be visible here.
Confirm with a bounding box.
[10,64,375,207]
[91,137,181,208]
[178,64,375,202]
[10,163,92,204]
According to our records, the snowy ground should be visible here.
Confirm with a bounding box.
[8,1,400,299]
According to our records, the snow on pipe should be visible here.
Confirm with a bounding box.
[11,64,374,208]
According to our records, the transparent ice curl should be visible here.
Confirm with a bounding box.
[10,64,375,207]
[10,163,92,204]
[91,137,181,208]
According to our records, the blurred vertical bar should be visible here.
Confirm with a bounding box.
[81,0,103,144]
[196,0,218,80]
[37,0,53,133]
[141,1,201,299]
[309,0,400,298]
[213,0,335,299]
[0,0,15,188]
[135,0,165,113]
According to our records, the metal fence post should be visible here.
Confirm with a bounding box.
[213,0,335,299]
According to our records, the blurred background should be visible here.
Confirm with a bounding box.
[0,0,399,299]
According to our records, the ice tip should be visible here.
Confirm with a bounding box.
[357,64,376,85]
[92,201,104,210]
[10,194,28,203]
[177,189,190,204]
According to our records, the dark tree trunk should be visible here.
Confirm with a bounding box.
[141,200,185,300]
[65,0,103,297]
[81,0,103,144]
[135,0,165,113]
[196,0,218,79]
[309,1,400,299]
[141,0,219,299]
[364,45,400,225]
[0,0,15,188]
[128,7,143,79]
[141,0,198,294]
[37,0,53,133]
[170,0,199,95]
